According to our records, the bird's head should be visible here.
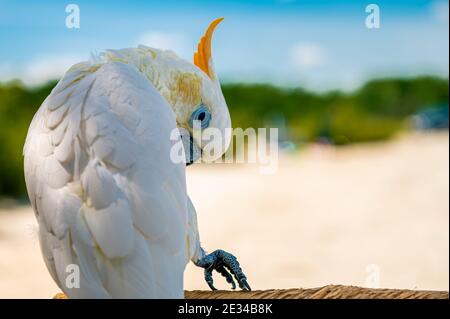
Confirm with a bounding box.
[161,18,231,165]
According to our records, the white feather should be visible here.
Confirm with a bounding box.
[24,61,189,298]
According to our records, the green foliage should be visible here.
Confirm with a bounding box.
[355,77,449,117]
[0,80,57,197]
[223,76,448,144]
[0,76,448,197]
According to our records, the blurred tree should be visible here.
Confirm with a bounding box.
[0,80,56,197]
[0,76,448,198]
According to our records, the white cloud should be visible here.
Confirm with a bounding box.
[22,55,83,85]
[0,63,13,79]
[431,0,449,24]
[136,31,191,59]
[0,54,83,86]
[290,43,326,68]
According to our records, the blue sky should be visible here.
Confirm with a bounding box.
[0,0,448,91]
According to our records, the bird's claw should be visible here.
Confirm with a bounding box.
[196,249,251,291]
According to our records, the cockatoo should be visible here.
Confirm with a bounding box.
[23,18,250,298]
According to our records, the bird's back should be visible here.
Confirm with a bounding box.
[24,60,189,298]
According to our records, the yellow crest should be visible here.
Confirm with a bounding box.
[193,18,223,79]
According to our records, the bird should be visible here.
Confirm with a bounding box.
[23,18,250,298]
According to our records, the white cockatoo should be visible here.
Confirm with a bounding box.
[23,18,250,298]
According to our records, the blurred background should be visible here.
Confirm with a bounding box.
[0,0,448,298]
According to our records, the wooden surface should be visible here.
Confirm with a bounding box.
[185,285,448,299]
[54,285,449,299]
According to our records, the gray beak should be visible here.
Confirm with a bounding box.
[179,128,201,166]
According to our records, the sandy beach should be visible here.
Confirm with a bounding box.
[0,132,448,298]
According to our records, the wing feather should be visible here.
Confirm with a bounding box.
[24,61,188,298]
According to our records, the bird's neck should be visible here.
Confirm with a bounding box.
[97,47,203,111]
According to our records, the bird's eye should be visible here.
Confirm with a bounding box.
[190,105,211,129]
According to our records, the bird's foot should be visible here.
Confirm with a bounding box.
[195,249,251,291]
